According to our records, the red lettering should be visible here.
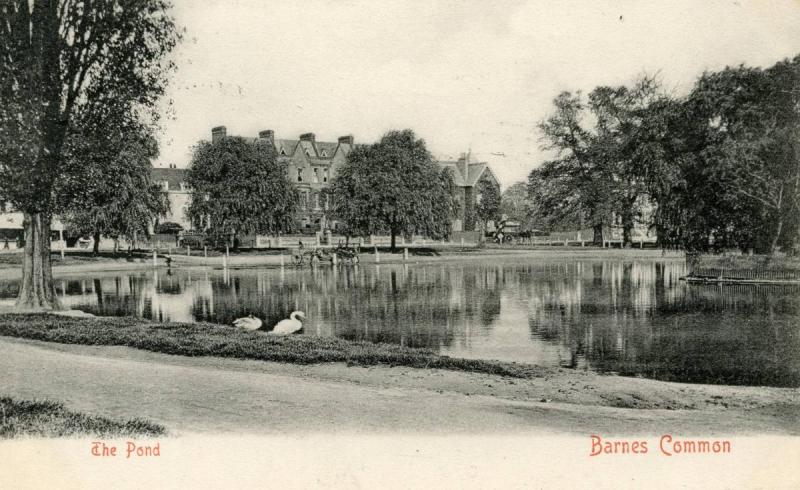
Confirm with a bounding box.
[660,434,672,456]
[590,435,603,456]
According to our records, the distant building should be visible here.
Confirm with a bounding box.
[153,127,501,235]
[151,164,192,231]
[436,152,500,232]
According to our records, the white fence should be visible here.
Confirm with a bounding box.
[254,233,479,249]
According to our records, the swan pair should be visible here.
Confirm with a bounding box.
[232,311,305,334]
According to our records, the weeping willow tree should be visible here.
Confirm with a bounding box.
[0,1,179,310]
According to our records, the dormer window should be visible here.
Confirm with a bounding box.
[160,181,169,191]
[321,150,327,157]
[305,149,311,156]
[280,148,287,156]
[180,182,188,191]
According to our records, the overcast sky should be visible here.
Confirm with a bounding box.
[156,0,800,189]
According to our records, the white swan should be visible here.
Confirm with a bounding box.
[233,314,263,331]
[272,311,305,334]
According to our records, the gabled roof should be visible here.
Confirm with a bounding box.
[151,167,187,190]
[316,142,337,157]
[435,159,497,188]
[436,161,467,186]
[275,139,298,155]
[298,140,316,157]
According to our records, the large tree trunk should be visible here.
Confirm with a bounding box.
[16,212,61,311]
[769,216,784,256]
[622,224,633,248]
[92,231,101,256]
[592,223,603,245]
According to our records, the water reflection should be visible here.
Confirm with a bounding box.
[1,258,797,387]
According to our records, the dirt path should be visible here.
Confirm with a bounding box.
[1,336,796,436]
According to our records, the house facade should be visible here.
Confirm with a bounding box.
[151,127,501,235]
[437,152,501,232]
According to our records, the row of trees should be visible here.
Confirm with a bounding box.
[521,55,800,254]
[186,129,461,252]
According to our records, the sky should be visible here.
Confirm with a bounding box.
[155,0,800,189]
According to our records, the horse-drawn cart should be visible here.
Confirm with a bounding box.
[290,243,360,266]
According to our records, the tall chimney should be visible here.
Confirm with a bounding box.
[299,132,316,143]
[338,135,354,145]
[258,129,274,145]
[211,126,227,143]
[459,152,469,181]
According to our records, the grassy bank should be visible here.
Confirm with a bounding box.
[0,396,165,439]
[0,314,545,379]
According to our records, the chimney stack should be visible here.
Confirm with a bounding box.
[258,129,275,145]
[338,135,354,145]
[299,132,316,143]
[211,126,227,143]
[459,152,469,181]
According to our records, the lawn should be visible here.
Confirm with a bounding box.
[0,396,165,439]
[0,313,545,379]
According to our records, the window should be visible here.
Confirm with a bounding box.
[321,150,327,157]
[324,194,330,210]
[314,193,320,209]
[280,148,287,156]
[160,181,169,191]
[297,168,303,182]
[305,149,311,156]
[313,168,319,183]
[323,168,329,183]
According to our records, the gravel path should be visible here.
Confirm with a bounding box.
[1,336,796,436]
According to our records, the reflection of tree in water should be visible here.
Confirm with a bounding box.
[192,264,502,350]
[522,260,800,386]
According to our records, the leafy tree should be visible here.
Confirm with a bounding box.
[475,177,501,232]
[60,131,169,255]
[665,57,800,254]
[0,0,179,310]
[536,76,674,246]
[500,181,535,227]
[535,91,616,242]
[186,136,299,247]
[329,129,456,251]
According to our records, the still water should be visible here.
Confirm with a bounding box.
[2,258,798,387]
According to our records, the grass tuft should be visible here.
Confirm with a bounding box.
[0,396,166,439]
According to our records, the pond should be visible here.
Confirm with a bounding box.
[1,257,798,387]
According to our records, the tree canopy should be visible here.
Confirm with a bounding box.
[532,57,800,254]
[0,0,180,309]
[59,129,169,254]
[186,136,299,246]
[328,129,456,251]
[500,181,536,228]
[475,176,501,232]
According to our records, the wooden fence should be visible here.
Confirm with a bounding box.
[687,254,800,282]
